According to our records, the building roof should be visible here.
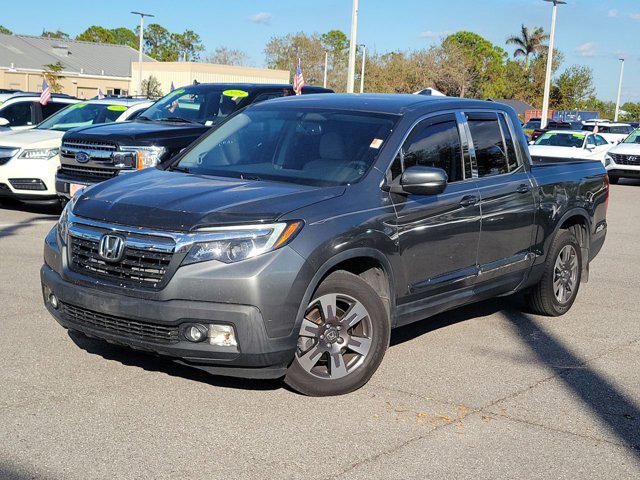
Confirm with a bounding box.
[488,98,534,116]
[0,34,155,78]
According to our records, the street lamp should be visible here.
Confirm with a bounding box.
[131,11,154,96]
[346,0,359,93]
[615,58,625,122]
[323,51,329,88]
[540,0,566,130]
[359,44,366,93]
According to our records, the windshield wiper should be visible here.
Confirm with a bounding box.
[171,165,190,173]
[240,174,261,181]
[157,116,200,124]
[136,115,154,121]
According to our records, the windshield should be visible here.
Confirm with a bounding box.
[140,86,251,125]
[174,108,398,186]
[534,132,585,148]
[524,121,541,130]
[37,103,128,131]
[623,129,640,144]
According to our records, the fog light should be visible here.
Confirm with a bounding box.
[49,294,59,309]
[184,324,208,343]
[209,324,237,347]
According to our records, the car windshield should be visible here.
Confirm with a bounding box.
[173,108,398,186]
[37,103,128,131]
[524,121,541,129]
[140,85,251,125]
[622,130,640,144]
[534,132,585,148]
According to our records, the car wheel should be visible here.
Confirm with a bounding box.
[284,270,390,396]
[525,229,582,317]
[608,176,619,185]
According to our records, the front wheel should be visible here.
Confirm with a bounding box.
[525,229,582,316]
[284,271,390,396]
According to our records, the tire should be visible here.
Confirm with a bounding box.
[284,270,390,396]
[525,229,582,316]
[608,176,619,185]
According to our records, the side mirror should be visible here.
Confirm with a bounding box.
[389,166,448,196]
[0,117,9,127]
[528,140,535,145]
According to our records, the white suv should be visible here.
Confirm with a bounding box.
[581,120,634,144]
[604,129,640,184]
[0,98,153,205]
[0,92,78,133]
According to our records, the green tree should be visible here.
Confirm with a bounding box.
[506,25,548,69]
[551,65,595,110]
[321,30,349,55]
[264,32,327,87]
[42,61,64,93]
[76,26,116,44]
[620,102,640,122]
[143,24,177,61]
[141,76,163,98]
[172,30,204,61]
[0,25,13,35]
[42,30,69,39]
[109,27,138,49]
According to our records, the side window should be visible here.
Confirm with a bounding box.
[41,102,68,120]
[125,108,145,121]
[595,135,608,146]
[497,113,519,171]
[586,135,596,147]
[252,92,285,104]
[0,101,33,126]
[467,112,509,177]
[391,114,464,183]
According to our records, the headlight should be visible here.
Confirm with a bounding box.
[182,221,303,265]
[119,146,166,169]
[605,154,614,166]
[57,203,69,244]
[18,148,59,160]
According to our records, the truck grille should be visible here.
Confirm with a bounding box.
[58,164,118,181]
[69,236,173,290]
[61,302,180,344]
[610,153,640,166]
[62,138,118,151]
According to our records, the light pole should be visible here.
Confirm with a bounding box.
[323,51,329,88]
[615,58,625,122]
[346,0,359,93]
[540,0,565,130]
[359,44,366,93]
[131,11,154,96]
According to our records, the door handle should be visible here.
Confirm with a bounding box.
[516,184,531,194]
[459,195,479,207]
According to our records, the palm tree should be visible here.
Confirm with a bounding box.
[507,25,549,69]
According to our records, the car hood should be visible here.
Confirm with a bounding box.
[0,128,63,148]
[528,145,586,158]
[63,120,209,145]
[73,168,346,231]
[608,142,640,155]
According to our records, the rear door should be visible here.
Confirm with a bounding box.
[465,110,536,291]
[390,113,481,306]
[0,100,37,130]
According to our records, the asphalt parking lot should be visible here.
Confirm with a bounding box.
[1,181,639,480]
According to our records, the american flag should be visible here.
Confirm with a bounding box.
[170,81,175,92]
[39,79,51,105]
[98,88,105,100]
[293,58,305,95]
[169,82,179,113]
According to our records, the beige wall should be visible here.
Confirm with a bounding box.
[0,68,130,98]
[130,62,290,96]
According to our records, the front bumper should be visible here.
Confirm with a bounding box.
[606,164,640,179]
[41,225,313,379]
[0,156,60,203]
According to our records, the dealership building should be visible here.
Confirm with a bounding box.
[0,33,290,99]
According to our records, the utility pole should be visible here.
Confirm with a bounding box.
[131,11,154,96]
[346,0,359,93]
[540,0,565,130]
[323,51,329,88]
[615,58,625,122]
[359,45,366,93]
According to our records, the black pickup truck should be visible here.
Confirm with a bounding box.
[42,94,608,396]
[55,83,333,197]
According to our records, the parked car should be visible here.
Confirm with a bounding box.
[604,128,640,183]
[42,94,608,396]
[0,98,153,205]
[0,92,77,133]
[530,121,573,141]
[522,118,541,139]
[55,83,334,198]
[581,120,634,144]
[529,130,612,164]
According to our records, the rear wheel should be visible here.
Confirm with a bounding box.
[284,271,390,396]
[525,229,582,316]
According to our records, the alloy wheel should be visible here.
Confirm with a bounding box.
[553,244,579,303]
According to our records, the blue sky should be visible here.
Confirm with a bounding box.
[2,0,638,103]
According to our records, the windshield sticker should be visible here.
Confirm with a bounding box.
[572,134,586,139]
[370,138,384,149]
[107,105,128,111]
[70,103,87,109]
[223,89,249,98]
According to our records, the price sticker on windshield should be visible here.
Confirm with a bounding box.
[370,138,384,149]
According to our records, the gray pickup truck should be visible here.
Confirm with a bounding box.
[41,94,608,396]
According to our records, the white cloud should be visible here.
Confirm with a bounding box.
[607,9,618,18]
[248,12,273,25]
[419,30,451,39]
[630,13,640,20]
[576,42,597,58]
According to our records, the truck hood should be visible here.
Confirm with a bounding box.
[73,168,346,231]
[608,142,640,155]
[63,120,209,145]
[0,128,63,148]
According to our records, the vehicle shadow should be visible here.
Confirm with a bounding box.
[0,199,61,239]
[67,331,282,392]
[0,461,55,480]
